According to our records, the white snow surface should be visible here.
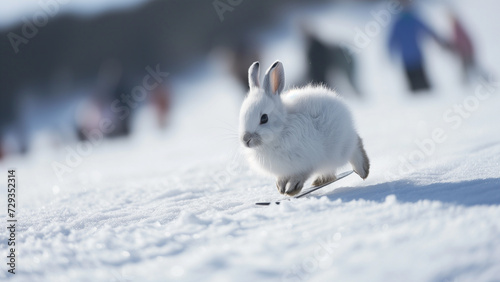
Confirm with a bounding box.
[1,1,500,281]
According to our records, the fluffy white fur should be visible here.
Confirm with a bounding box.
[239,61,369,196]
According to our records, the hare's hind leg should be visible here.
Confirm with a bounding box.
[350,136,370,179]
[312,174,337,187]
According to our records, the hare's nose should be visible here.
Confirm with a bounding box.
[242,132,253,146]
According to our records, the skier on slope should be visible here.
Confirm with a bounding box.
[388,0,447,93]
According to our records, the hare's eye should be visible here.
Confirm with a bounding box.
[260,114,268,125]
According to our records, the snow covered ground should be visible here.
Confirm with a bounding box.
[1,0,500,281]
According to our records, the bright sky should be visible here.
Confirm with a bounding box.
[0,0,149,28]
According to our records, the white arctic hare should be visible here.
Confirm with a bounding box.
[239,61,369,196]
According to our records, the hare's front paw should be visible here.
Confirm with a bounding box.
[285,177,306,196]
[276,177,289,195]
[276,176,306,196]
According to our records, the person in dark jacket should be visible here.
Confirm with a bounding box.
[305,29,360,96]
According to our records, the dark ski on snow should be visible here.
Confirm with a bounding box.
[255,170,354,206]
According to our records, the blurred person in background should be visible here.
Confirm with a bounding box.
[303,25,361,96]
[76,94,102,142]
[76,61,133,141]
[230,39,261,93]
[448,9,490,84]
[305,29,330,86]
[151,83,172,129]
[388,0,447,93]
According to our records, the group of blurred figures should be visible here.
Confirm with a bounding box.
[75,61,172,142]
[388,1,488,92]
[232,1,488,96]
[0,0,491,160]
[0,61,172,160]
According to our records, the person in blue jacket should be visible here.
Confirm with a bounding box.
[389,2,446,92]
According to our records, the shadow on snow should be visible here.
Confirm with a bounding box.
[325,178,500,206]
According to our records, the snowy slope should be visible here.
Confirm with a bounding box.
[1,0,500,281]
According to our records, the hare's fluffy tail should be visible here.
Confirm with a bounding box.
[350,136,370,179]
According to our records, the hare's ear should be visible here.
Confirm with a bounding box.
[248,61,260,89]
[263,61,285,95]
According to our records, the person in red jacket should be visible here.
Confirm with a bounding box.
[449,11,489,84]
